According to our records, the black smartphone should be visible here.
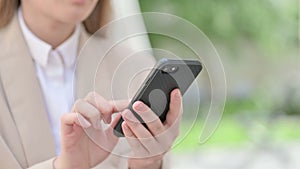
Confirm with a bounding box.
[113,58,202,137]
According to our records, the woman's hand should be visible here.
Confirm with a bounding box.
[54,92,128,169]
[121,89,183,169]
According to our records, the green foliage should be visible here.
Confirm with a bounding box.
[174,116,300,152]
[139,0,300,149]
[140,0,298,56]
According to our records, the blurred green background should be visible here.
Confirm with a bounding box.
[139,0,300,154]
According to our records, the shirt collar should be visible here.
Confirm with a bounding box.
[18,9,80,68]
[56,25,80,68]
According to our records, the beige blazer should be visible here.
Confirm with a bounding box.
[0,14,170,169]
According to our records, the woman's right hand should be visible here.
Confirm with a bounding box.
[54,92,128,169]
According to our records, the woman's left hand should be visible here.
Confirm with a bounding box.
[121,89,183,169]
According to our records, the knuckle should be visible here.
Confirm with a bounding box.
[84,108,99,119]
[74,99,84,108]
[96,99,113,115]
[143,138,154,146]
[130,121,140,128]
[90,110,100,119]
[86,91,97,101]
[153,125,164,134]
[60,113,68,123]
[102,102,113,114]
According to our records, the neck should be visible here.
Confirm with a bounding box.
[21,5,75,49]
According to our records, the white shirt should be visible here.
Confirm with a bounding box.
[18,9,80,154]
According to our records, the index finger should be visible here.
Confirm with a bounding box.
[85,92,129,123]
[109,99,130,112]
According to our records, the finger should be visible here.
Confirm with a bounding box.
[105,100,130,123]
[110,113,122,128]
[109,99,130,112]
[72,99,101,129]
[104,113,122,135]
[122,109,158,153]
[103,114,122,146]
[122,121,134,137]
[122,109,152,138]
[85,92,129,124]
[132,101,165,136]
[60,113,91,135]
[164,89,183,128]
[132,101,173,154]
[93,113,123,142]
[85,92,113,124]
[122,121,149,157]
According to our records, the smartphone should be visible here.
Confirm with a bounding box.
[113,58,202,137]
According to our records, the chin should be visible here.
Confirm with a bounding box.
[54,1,96,24]
[61,10,91,24]
[60,0,96,22]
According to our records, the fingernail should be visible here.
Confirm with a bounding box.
[77,113,91,128]
[175,90,181,99]
[122,122,128,130]
[134,101,147,112]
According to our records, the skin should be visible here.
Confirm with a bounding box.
[56,90,182,169]
[20,0,183,168]
[56,92,127,169]
[21,0,98,48]
[122,89,183,169]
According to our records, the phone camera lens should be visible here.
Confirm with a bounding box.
[162,66,178,73]
[163,67,169,72]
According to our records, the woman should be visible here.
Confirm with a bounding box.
[0,0,182,168]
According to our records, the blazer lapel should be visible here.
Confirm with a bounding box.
[0,15,56,166]
[76,26,93,98]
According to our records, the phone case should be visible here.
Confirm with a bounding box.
[113,59,202,137]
